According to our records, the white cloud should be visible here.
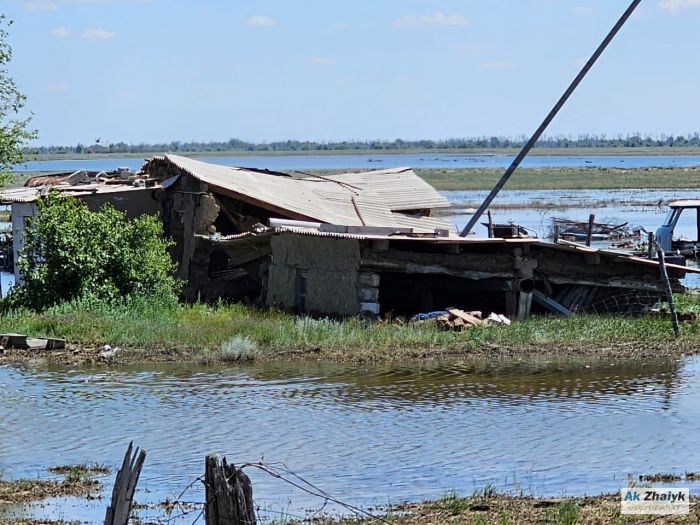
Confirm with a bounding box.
[46,81,67,92]
[82,27,116,39]
[572,5,594,16]
[49,26,70,37]
[395,11,468,28]
[310,56,335,66]
[659,0,700,13]
[481,60,514,70]
[24,0,59,11]
[333,22,351,30]
[246,15,278,28]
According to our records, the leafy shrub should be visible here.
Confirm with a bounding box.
[6,191,180,310]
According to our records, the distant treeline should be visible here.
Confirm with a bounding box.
[24,133,700,155]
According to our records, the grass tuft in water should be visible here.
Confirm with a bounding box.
[440,490,471,515]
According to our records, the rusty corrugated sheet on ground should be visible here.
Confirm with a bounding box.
[151,155,452,233]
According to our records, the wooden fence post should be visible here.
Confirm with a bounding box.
[104,442,146,525]
[657,247,681,338]
[586,213,595,247]
[205,454,256,525]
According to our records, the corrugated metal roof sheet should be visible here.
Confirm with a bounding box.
[0,184,155,204]
[156,155,452,233]
[321,168,449,211]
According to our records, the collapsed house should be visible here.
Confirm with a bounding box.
[2,154,698,318]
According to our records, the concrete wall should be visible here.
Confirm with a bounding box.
[10,202,38,284]
[161,175,219,301]
[266,235,361,316]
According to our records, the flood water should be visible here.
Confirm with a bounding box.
[444,188,700,239]
[13,153,700,173]
[2,357,700,522]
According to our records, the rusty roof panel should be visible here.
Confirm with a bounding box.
[157,155,452,233]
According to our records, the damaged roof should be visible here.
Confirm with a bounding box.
[146,155,453,233]
[0,183,157,204]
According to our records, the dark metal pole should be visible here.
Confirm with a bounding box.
[460,0,643,237]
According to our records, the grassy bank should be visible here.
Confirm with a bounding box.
[312,492,700,525]
[1,297,699,366]
[416,166,700,191]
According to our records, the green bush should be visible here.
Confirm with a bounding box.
[6,191,180,310]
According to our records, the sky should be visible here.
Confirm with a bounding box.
[4,0,700,146]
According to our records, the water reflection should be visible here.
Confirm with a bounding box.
[1,357,698,522]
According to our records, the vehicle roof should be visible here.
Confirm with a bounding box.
[668,200,700,208]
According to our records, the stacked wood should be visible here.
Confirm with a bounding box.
[205,454,256,525]
[414,309,511,331]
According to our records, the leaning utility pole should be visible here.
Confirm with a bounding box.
[460,0,643,237]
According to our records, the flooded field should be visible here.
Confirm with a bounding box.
[12,153,700,173]
[2,357,700,522]
[444,188,700,239]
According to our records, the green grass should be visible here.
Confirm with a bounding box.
[416,166,700,191]
[1,295,699,364]
[440,490,472,515]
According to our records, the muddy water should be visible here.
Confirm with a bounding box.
[2,358,700,522]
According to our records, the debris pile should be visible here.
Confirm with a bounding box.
[412,308,511,331]
[550,217,637,241]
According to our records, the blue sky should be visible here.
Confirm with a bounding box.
[5,0,700,146]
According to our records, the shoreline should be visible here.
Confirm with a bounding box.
[1,300,699,367]
[20,145,700,161]
[2,481,698,525]
[314,492,700,525]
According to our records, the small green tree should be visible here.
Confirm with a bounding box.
[0,16,36,184]
[8,192,180,310]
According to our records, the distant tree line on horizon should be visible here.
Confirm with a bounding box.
[24,133,700,156]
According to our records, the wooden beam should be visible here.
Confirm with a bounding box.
[532,290,573,316]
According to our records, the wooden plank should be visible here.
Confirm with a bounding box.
[532,290,573,316]
[447,308,484,327]
[657,248,681,338]
[517,291,533,320]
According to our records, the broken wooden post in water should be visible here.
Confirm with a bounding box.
[648,231,655,260]
[586,214,595,247]
[205,454,256,525]
[104,442,146,525]
[657,247,681,338]
[487,210,494,238]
